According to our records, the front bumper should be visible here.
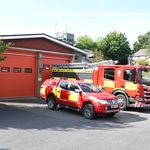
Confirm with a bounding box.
[95,103,120,114]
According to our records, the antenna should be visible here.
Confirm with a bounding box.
[54,11,58,37]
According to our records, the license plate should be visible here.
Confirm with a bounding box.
[111,104,118,108]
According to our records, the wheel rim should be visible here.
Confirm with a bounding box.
[84,106,92,118]
[48,99,54,108]
[118,96,126,109]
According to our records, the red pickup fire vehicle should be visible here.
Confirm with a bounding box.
[40,78,120,119]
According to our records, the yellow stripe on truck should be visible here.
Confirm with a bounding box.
[69,91,79,102]
[52,87,61,98]
[40,87,46,95]
[52,69,92,73]
[125,82,137,91]
[84,79,92,83]
[104,80,115,88]
[68,78,76,80]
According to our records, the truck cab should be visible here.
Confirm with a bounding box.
[96,65,150,109]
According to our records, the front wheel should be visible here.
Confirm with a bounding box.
[83,104,96,119]
[47,96,57,110]
[117,94,128,110]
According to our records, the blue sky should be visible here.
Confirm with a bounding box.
[0,0,150,46]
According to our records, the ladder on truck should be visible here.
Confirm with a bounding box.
[52,60,118,70]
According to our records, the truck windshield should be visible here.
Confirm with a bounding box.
[138,68,150,85]
[79,83,101,93]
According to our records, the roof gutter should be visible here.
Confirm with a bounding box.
[10,47,75,56]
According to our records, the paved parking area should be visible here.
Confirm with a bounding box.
[0,99,150,150]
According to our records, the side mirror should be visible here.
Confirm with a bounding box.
[99,87,105,91]
[74,89,82,93]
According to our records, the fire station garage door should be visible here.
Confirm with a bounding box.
[0,53,36,98]
[42,55,71,83]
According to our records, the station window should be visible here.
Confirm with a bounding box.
[43,64,50,70]
[104,68,115,80]
[25,68,32,73]
[13,67,21,73]
[1,67,10,72]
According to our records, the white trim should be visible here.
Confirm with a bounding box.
[42,56,70,61]
[0,34,88,55]
[10,47,75,57]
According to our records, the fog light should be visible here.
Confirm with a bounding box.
[105,107,108,110]
[136,96,144,102]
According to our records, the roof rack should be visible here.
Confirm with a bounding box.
[52,63,94,69]
[52,60,118,69]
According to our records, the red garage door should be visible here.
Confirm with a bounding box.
[0,52,36,98]
[42,55,71,83]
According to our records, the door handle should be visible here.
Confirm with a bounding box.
[121,85,125,88]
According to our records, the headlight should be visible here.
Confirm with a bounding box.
[97,99,109,104]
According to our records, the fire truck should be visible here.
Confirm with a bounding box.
[52,62,150,110]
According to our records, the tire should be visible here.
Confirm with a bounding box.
[117,94,128,110]
[83,104,96,119]
[47,96,57,110]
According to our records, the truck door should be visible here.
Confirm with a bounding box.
[103,68,115,93]
[67,83,81,108]
[123,69,137,97]
[58,81,70,105]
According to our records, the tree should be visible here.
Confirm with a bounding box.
[0,40,11,61]
[133,32,150,52]
[75,35,94,50]
[92,48,104,62]
[97,31,131,64]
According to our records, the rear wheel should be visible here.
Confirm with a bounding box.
[83,104,96,119]
[47,96,57,110]
[117,94,128,110]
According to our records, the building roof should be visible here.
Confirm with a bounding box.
[132,49,150,56]
[0,33,88,55]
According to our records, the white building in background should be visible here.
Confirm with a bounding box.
[128,49,150,65]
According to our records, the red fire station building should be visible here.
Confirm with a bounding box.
[0,33,88,98]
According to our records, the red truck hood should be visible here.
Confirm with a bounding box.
[85,91,116,100]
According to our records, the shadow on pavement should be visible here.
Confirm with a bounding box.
[126,107,150,114]
[0,101,148,131]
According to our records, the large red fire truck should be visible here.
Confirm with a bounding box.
[52,63,150,110]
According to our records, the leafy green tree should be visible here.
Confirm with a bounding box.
[92,48,104,62]
[97,31,131,64]
[133,32,150,52]
[135,60,149,65]
[75,35,94,50]
[0,40,11,61]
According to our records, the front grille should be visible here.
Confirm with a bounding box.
[106,100,118,105]
[144,89,150,100]
[144,87,150,103]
